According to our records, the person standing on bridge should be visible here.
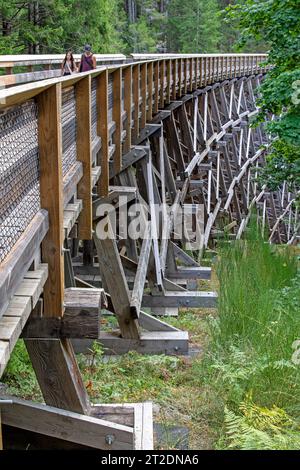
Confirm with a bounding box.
[79,44,96,72]
[61,50,77,76]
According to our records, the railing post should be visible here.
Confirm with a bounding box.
[183,58,188,94]
[112,67,122,174]
[97,69,109,196]
[75,75,92,239]
[147,61,153,121]
[178,58,183,96]
[132,63,140,141]
[26,82,90,415]
[140,62,147,129]
[189,58,193,92]
[123,65,132,154]
[154,60,159,113]
[38,83,64,315]
[166,59,171,104]
[159,59,165,108]
[172,59,177,100]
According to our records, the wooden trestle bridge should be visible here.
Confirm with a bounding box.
[0,53,298,450]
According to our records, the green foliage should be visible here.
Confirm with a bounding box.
[199,226,300,448]
[167,0,221,53]
[222,398,300,450]
[3,341,41,401]
[226,0,300,189]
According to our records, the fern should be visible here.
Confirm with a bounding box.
[223,398,300,450]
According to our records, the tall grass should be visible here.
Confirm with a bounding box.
[201,223,300,447]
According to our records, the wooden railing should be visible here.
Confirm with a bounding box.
[0,53,127,87]
[0,53,268,319]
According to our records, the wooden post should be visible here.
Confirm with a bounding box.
[159,60,165,108]
[172,59,177,100]
[97,70,109,196]
[26,83,90,415]
[132,64,140,141]
[189,58,193,92]
[154,61,159,114]
[113,68,122,174]
[178,59,183,96]
[140,63,147,130]
[183,59,188,94]
[199,57,203,88]
[38,83,64,317]
[123,65,132,154]
[166,59,171,104]
[147,61,153,121]
[76,75,92,240]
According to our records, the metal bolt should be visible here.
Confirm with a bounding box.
[105,434,115,445]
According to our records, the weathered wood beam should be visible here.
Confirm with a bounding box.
[0,397,134,450]
[142,291,217,308]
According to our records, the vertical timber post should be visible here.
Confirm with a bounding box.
[25,83,90,415]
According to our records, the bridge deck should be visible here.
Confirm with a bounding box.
[0,53,297,449]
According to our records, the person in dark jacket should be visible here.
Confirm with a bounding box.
[79,44,96,72]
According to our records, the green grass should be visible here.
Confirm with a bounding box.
[199,225,300,448]
[2,225,299,449]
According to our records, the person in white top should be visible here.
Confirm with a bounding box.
[61,50,78,76]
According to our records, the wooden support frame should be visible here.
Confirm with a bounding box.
[112,67,122,174]
[37,83,64,317]
[97,70,109,196]
[75,75,92,240]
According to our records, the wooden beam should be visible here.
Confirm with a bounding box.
[112,68,122,174]
[132,64,140,142]
[73,330,189,356]
[93,223,140,339]
[142,291,217,308]
[22,287,105,339]
[140,63,147,130]
[0,210,49,319]
[97,70,109,196]
[0,397,134,450]
[75,75,92,239]
[130,224,151,318]
[25,339,91,414]
[147,61,153,121]
[37,83,64,317]
[123,66,132,154]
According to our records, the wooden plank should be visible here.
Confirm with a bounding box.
[97,70,109,196]
[140,63,147,130]
[0,210,49,318]
[132,64,140,142]
[37,83,64,317]
[112,68,122,174]
[130,224,152,318]
[0,397,134,450]
[25,339,91,414]
[22,287,105,339]
[0,342,10,377]
[153,61,159,114]
[134,402,153,450]
[159,60,165,108]
[63,161,83,207]
[123,66,132,154]
[139,310,179,332]
[93,223,140,339]
[147,62,153,121]
[167,266,211,280]
[142,291,217,308]
[75,75,92,240]
[73,330,189,356]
